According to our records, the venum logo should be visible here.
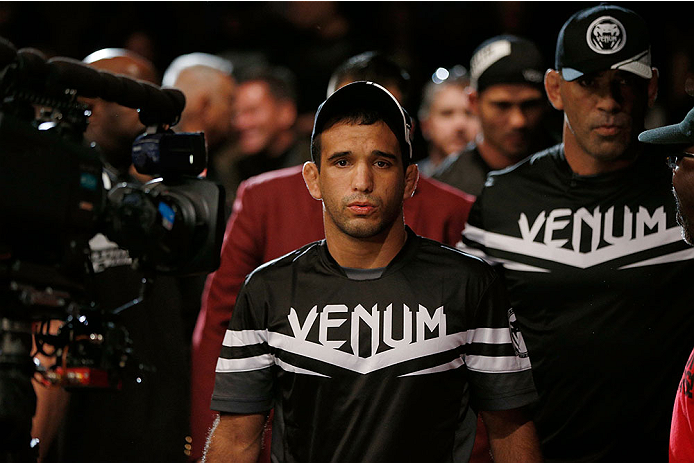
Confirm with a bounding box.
[288,303,447,358]
[518,205,666,252]
[508,308,528,358]
[587,16,626,55]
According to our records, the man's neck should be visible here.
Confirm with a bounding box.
[476,135,517,170]
[324,220,408,269]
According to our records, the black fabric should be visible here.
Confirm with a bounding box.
[213,229,537,463]
[461,144,694,462]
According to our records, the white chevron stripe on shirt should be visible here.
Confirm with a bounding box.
[619,247,694,269]
[399,357,465,377]
[461,224,689,269]
[276,358,330,378]
[218,327,521,375]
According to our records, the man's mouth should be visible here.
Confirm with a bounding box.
[347,201,376,215]
[594,125,624,136]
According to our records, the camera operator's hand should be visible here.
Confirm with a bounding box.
[31,319,69,463]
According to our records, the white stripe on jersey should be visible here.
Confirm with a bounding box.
[216,354,274,373]
[219,327,525,375]
[619,247,694,269]
[461,224,688,270]
[457,238,550,272]
[468,327,512,345]
[276,358,330,378]
[223,329,268,347]
[465,354,532,373]
[399,357,465,377]
[269,331,468,375]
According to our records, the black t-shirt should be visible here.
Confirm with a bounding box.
[212,228,537,463]
[460,144,694,462]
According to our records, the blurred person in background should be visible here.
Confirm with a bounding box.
[434,35,554,196]
[417,65,480,177]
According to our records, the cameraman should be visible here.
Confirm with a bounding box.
[32,49,193,463]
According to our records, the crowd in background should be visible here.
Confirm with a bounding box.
[2,1,693,130]
[6,2,694,462]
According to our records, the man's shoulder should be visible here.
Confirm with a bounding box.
[246,240,323,281]
[414,234,496,277]
[488,144,563,181]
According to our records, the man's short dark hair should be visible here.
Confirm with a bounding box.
[237,65,298,103]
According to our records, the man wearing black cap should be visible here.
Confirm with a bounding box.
[459,4,694,462]
[640,106,694,461]
[204,82,542,463]
[189,52,476,463]
[433,35,555,196]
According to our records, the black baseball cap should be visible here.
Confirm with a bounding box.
[556,4,652,81]
[311,81,413,163]
[639,106,694,146]
[470,35,545,93]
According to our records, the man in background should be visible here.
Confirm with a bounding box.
[83,48,159,183]
[417,65,480,177]
[36,49,193,463]
[459,5,694,461]
[162,52,236,153]
[434,35,554,196]
[226,66,308,199]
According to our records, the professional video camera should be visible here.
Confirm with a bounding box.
[0,37,225,461]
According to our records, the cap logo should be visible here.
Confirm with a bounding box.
[470,39,511,81]
[586,16,626,55]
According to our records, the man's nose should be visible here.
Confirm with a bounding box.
[352,161,374,192]
[508,106,529,128]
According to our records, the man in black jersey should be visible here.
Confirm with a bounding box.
[204,81,542,462]
[459,4,694,462]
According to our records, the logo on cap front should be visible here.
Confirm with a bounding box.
[586,16,626,55]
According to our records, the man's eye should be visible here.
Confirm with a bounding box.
[335,159,349,167]
[375,160,391,168]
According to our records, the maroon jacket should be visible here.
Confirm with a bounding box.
[189,165,475,461]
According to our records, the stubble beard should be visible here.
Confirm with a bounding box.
[674,190,694,246]
[324,194,403,240]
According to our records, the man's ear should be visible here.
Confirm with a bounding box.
[647,67,659,108]
[544,69,564,111]
[403,163,419,200]
[302,161,322,200]
[466,88,480,117]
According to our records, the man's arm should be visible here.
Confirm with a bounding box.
[190,179,266,460]
[203,412,267,463]
[480,408,543,463]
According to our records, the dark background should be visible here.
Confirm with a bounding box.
[1,1,691,127]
